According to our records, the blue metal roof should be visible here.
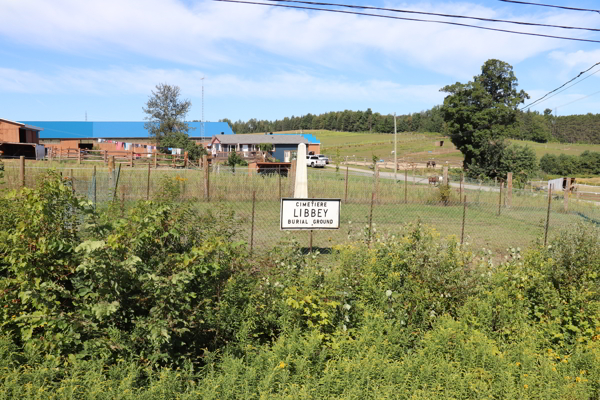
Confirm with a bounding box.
[273,133,320,144]
[19,121,234,139]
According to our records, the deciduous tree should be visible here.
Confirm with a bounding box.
[440,59,529,177]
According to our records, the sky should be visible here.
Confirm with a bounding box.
[1,0,599,122]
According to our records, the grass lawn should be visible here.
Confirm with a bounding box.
[193,199,586,256]
[508,139,600,158]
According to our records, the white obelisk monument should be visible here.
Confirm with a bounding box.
[294,143,308,198]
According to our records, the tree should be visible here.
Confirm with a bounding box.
[143,83,206,160]
[440,59,529,177]
[143,83,192,143]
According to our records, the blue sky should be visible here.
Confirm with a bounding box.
[1,0,599,122]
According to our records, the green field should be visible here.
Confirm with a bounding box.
[297,130,600,166]
[509,139,600,159]
[308,130,463,164]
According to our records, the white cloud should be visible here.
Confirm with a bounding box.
[549,50,600,69]
[0,66,445,105]
[0,0,595,78]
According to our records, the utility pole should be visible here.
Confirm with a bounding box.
[394,112,397,182]
[201,76,205,138]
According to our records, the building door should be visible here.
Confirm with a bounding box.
[242,144,249,156]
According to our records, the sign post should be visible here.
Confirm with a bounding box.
[280,198,341,230]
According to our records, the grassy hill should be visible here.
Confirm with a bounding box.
[283,130,600,167]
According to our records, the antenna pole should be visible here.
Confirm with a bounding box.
[201,77,205,138]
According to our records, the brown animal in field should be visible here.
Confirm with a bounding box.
[428,176,439,185]
[426,160,436,168]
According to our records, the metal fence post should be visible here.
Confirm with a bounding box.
[544,186,552,246]
[368,191,375,247]
[507,172,513,207]
[250,190,256,255]
[404,169,408,204]
[93,165,97,208]
[461,195,467,245]
[203,155,210,201]
[344,165,349,203]
[374,165,380,203]
[19,156,25,188]
[146,163,151,200]
[459,172,463,201]
[564,177,570,212]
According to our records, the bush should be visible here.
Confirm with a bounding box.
[2,173,600,399]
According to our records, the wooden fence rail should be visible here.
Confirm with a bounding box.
[46,148,188,168]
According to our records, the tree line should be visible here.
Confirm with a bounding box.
[220,106,445,134]
[220,107,600,145]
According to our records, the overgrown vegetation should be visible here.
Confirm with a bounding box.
[1,172,600,399]
[540,151,600,176]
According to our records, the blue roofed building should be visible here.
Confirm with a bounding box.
[19,121,234,141]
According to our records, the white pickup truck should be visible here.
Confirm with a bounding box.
[306,155,326,168]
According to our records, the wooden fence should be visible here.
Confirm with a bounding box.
[46,148,189,168]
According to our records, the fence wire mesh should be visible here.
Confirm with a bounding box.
[3,163,600,255]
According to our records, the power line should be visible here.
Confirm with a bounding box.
[521,61,600,109]
[524,67,600,109]
[499,0,600,14]
[215,0,600,44]
[263,0,600,33]
[556,89,600,110]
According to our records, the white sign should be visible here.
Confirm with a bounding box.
[280,198,341,230]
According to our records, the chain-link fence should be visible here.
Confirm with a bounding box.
[3,162,600,255]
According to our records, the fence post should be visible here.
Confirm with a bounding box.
[498,180,503,216]
[459,172,464,201]
[18,156,25,188]
[368,191,375,247]
[290,160,296,195]
[154,151,157,168]
[461,195,467,245]
[309,230,313,254]
[130,149,134,167]
[374,165,380,203]
[443,166,448,186]
[544,186,552,246]
[93,165,97,208]
[250,190,256,255]
[344,165,349,203]
[146,163,151,201]
[184,151,188,168]
[507,172,513,207]
[120,190,125,218]
[203,155,210,201]
[404,169,408,204]
[104,150,108,165]
[108,156,115,174]
[278,165,282,199]
[564,177,571,212]
[78,149,81,165]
